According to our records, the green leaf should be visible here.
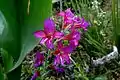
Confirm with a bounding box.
[0,11,7,36]
[0,11,8,49]
[0,64,4,80]
[112,0,120,52]
[94,75,107,80]
[1,48,13,73]
[0,0,19,59]
[0,0,52,73]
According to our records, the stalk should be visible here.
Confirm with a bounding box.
[112,0,120,53]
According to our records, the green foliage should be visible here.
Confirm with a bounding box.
[1,49,13,73]
[0,64,4,80]
[112,0,120,52]
[94,75,107,80]
[0,0,52,79]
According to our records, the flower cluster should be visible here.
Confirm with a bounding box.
[31,8,89,80]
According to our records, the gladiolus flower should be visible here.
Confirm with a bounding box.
[34,52,44,68]
[59,8,75,29]
[63,30,81,46]
[54,53,71,66]
[59,9,89,30]
[54,41,74,66]
[73,17,89,31]
[34,18,64,49]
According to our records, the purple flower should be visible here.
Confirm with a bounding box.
[34,52,44,68]
[31,71,40,80]
[54,41,73,66]
[63,30,81,46]
[59,8,75,29]
[48,64,64,73]
[54,53,70,66]
[34,18,64,49]
[59,9,89,30]
[73,17,89,31]
[54,66,64,73]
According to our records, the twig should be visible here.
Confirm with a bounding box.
[92,46,119,66]
[60,0,63,12]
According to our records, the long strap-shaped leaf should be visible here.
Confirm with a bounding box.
[0,0,52,77]
[112,0,120,53]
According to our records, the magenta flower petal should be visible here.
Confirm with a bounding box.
[54,67,64,73]
[54,54,61,65]
[70,31,80,46]
[44,18,55,35]
[40,37,48,44]
[63,30,80,48]
[57,40,64,49]
[59,8,75,29]
[73,17,89,30]
[61,57,64,66]
[70,40,79,46]
[54,53,71,66]
[53,39,74,66]
[34,18,65,49]
[63,9,74,25]
[66,19,73,24]
[34,52,44,68]
[73,31,81,40]
[54,31,64,38]
[65,8,74,18]
[34,30,46,38]
[64,30,81,41]
[59,8,74,18]
[80,18,89,30]
[62,45,74,53]
[62,53,70,64]
[31,71,40,80]
[46,39,54,49]
[58,11,65,16]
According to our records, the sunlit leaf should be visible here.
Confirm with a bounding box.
[0,1,52,79]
